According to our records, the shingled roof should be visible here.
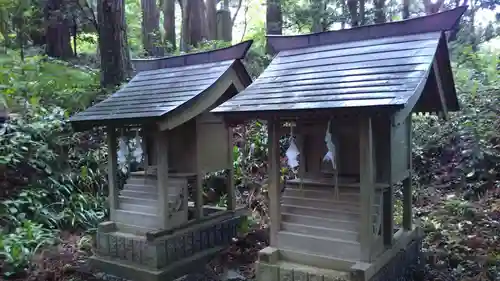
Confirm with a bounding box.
[70,41,253,131]
[212,7,467,119]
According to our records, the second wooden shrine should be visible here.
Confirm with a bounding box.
[212,7,467,281]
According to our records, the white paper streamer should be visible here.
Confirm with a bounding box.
[285,137,300,168]
[323,120,336,169]
[133,130,143,163]
[117,137,129,164]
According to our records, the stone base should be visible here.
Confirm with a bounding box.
[92,212,244,281]
[90,246,222,281]
[256,228,423,281]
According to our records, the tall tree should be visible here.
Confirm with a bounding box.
[179,0,203,51]
[97,0,131,87]
[347,0,359,26]
[141,0,162,56]
[161,0,176,52]
[311,0,324,32]
[206,0,217,40]
[266,0,282,54]
[402,0,410,19]
[45,0,73,59]
[373,0,386,23]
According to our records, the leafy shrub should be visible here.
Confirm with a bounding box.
[412,48,500,193]
[0,220,57,277]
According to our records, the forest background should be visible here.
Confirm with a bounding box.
[0,0,498,280]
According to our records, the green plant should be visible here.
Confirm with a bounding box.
[0,220,57,277]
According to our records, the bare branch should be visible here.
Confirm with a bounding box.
[231,0,243,25]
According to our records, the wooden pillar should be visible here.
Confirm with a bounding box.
[226,126,236,210]
[155,129,170,229]
[359,117,375,262]
[403,117,413,230]
[383,120,395,246]
[267,119,281,247]
[107,126,118,221]
[194,123,204,219]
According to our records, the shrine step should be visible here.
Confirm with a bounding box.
[281,204,360,221]
[118,202,156,214]
[115,209,159,229]
[283,187,360,202]
[279,248,357,271]
[122,183,156,192]
[120,189,157,199]
[280,222,359,242]
[126,177,157,186]
[114,222,158,235]
[282,196,380,212]
[281,213,358,231]
[277,231,360,260]
[118,196,157,206]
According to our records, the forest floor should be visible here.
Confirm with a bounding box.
[15,179,499,281]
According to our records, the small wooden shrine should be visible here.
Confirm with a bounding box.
[69,41,253,281]
[212,8,466,281]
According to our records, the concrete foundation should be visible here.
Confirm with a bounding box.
[255,227,423,281]
[91,210,244,281]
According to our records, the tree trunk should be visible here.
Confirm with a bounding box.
[97,0,131,88]
[141,0,163,56]
[179,0,203,51]
[373,0,385,24]
[162,0,176,52]
[189,0,204,46]
[206,0,217,40]
[359,0,365,25]
[266,0,282,54]
[311,0,323,32]
[402,0,410,19]
[347,0,359,27]
[44,0,73,59]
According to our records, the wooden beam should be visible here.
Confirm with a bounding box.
[383,118,395,247]
[359,117,375,262]
[432,60,449,120]
[226,126,236,210]
[267,119,282,247]
[403,116,413,230]
[155,129,170,229]
[106,126,118,222]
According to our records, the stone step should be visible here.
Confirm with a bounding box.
[281,195,380,212]
[122,183,156,192]
[283,187,361,202]
[126,177,157,186]
[114,222,158,236]
[281,213,358,231]
[279,248,356,271]
[281,204,360,221]
[118,202,157,214]
[115,209,159,229]
[277,231,360,260]
[280,222,359,242]
[118,196,157,206]
[120,189,157,199]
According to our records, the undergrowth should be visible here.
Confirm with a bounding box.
[0,51,108,278]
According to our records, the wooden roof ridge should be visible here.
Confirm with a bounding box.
[267,6,467,53]
[132,40,253,73]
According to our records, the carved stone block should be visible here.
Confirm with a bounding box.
[256,263,279,281]
[280,268,294,281]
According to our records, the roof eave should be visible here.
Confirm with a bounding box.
[267,6,467,53]
[132,40,254,73]
[213,104,403,124]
